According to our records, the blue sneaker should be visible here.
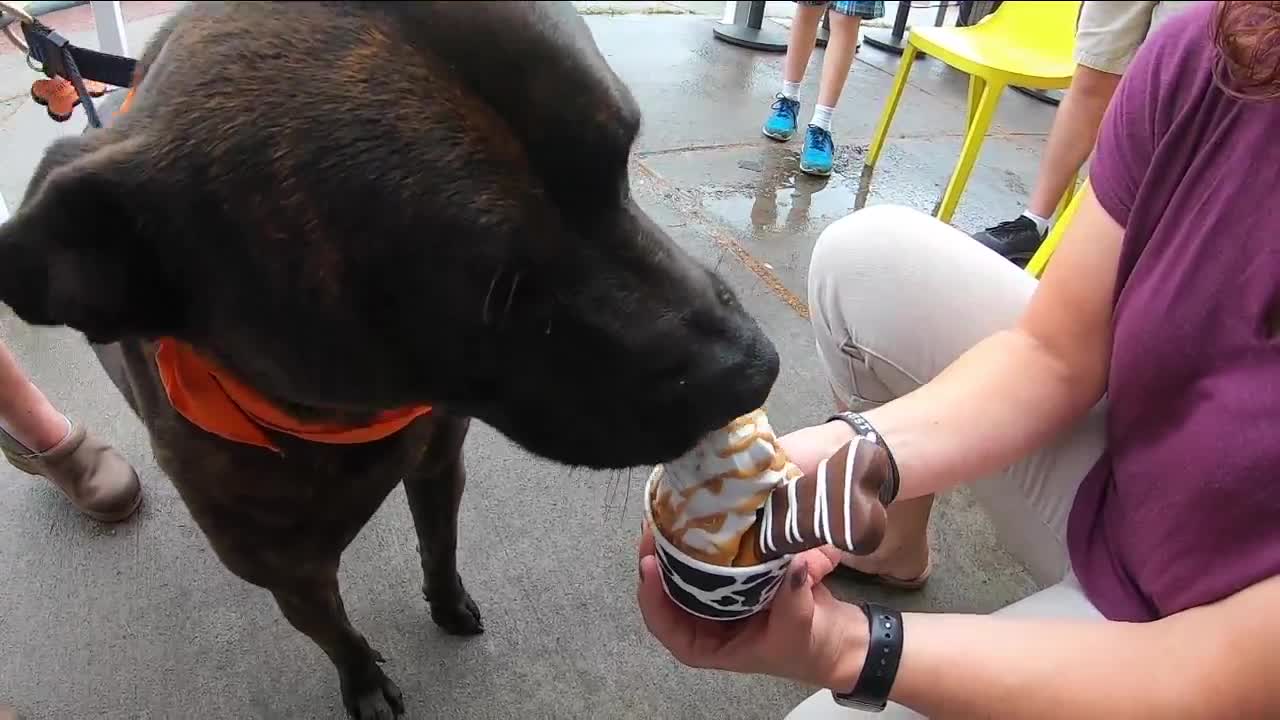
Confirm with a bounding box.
[799,124,835,176]
[762,94,800,141]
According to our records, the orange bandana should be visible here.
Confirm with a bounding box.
[155,340,432,453]
[119,90,430,452]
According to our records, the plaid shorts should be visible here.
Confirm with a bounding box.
[796,0,886,20]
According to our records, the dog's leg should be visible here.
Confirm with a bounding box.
[404,414,483,635]
[272,575,405,720]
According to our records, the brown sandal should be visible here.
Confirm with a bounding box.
[832,559,933,591]
[1,420,142,522]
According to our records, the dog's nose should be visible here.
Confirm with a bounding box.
[682,317,780,428]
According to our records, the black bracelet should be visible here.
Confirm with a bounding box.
[831,602,904,712]
[827,411,900,505]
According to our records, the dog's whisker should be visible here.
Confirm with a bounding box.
[501,271,522,328]
[610,468,627,521]
[482,266,504,326]
[603,468,618,520]
[623,466,633,522]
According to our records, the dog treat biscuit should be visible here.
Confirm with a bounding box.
[651,409,800,567]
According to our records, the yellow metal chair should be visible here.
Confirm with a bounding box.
[866,1,1082,223]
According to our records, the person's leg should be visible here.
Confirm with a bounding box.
[0,341,74,452]
[814,10,860,110]
[785,3,829,91]
[0,336,141,522]
[798,1,883,176]
[808,204,1036,580]
[764,2,829,142]
[807,205,1106,585]
[1021,67,1120,221]
[972,1,1160,264]
[783,204,1108,719]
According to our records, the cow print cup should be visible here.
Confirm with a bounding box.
[644,466,792,621]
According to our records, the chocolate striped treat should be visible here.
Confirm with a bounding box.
[746,435,893,562]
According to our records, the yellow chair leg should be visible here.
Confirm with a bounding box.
[867,44,919,168]
[937,78,1002,223]
[1026,179,1090,279]
[966,75,986,130]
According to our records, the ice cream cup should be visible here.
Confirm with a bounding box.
[644,465,793,621]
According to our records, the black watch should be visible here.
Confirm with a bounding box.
[827,411,900,505]
[832,602,904,712]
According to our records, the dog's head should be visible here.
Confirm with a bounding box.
[0,1,779,468]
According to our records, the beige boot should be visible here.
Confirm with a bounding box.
[1,421,142,522]
[0,703,18,720]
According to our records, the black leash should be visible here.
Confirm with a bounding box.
[19,16,138,128]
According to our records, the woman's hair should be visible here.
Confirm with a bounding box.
[1213,0,1280,100]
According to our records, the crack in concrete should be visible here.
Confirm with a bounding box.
[0,97,22,124]
[637,127,1047,158]
[636,141,760,158]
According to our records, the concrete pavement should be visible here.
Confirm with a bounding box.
[1,2,1054,718]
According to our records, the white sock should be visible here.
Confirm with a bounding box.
[810,104,835,131]
[782,81,801,100]
[1022,210,1050,236]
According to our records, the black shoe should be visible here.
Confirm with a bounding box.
[972,215,1046,266]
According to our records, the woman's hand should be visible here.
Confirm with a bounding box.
[776,420,856,478]
[636,523,868,690]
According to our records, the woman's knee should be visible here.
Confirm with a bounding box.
[807,204,949,348]
[806,205,944,402]
[807,205,937,311]
[807,203,1034,402]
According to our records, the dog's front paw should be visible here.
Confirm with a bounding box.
[425,577,484,636]
[340,662,405,720]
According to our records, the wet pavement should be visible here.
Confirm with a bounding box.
[1,3,1052,718]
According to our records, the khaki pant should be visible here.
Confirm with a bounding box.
[1074,0,1199,75]
[787,206,1107,719]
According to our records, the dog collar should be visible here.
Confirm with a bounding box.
[155,339,432,453]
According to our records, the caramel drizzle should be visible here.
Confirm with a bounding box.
[675,411,800,502]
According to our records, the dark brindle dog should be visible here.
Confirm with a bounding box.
[0,2,778,717]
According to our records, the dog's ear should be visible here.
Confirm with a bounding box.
[0,134,181,344]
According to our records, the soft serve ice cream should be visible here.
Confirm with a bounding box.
[651,409,801,567]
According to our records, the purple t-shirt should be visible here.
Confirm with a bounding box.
[1066,4,1280,622]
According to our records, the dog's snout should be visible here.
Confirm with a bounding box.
[674,302,780,429]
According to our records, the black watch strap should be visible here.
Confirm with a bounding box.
[827,411,900,505]
[832,602,904,712]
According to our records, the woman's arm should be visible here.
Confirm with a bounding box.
[802,187,1124,501]
[824,574,1280,719]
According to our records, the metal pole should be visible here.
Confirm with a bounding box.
[863,1,913,55]
[713,0,791,52]
[89,1,128,57]
[712,0,843,54]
